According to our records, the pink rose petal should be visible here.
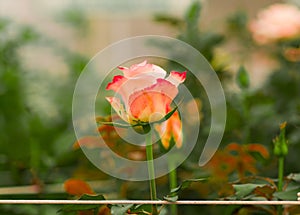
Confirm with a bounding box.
[166,71,187,86]
[128,78,178,120]
[106,75,127,92]
[120,60,166,79]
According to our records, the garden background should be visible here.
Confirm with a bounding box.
[1,0,300,214]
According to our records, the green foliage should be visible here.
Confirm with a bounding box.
[110,204,133,215]
[1,1,300,215]
[233,178,300,201]
[154,1,225,63]
[0,19,40,183]
[58,194,105,215]
[274,188,300,201]
[288,173,300,183]
[154,1,229,167]
[128,204,153,214]
[57,7,89,35]
[227,11,248,32]
[236,66,250,90]
[58,194,106,214]
[184,1,201,28]
[0,13,88,188]
[232,183,266,199]
[164,178,207,202]
[154,15,183,27]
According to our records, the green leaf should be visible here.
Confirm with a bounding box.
[110,204,133,215]
[274,187,300,200]
[59,7,89,35]
[164,178,207,202]
[287,173,300,182]
[154,14,183,26]
[233,184,263,199]
[58,194,105,213]
[185,1,201,26]
[236,66,250,90]
[164,195,178,202]
[151,105,178,124]
[129,204,153,214]
[97,121,132,128]
[227,11,248,32]
[80,194,106,201]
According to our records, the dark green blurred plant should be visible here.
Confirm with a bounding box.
[0,18,42,184]
[226,9,300,174]
[56,6,89,36]
[154,1,229,81]
[152,1,300,214]
[155,1,224,62]
[154,1,231,166]
[0,15,89,185]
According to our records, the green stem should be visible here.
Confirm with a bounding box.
[145,130,158,215]
[168,158,178,215]
[277,157,284,215]
[278,157,284,192]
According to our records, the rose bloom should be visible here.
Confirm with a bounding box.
[249,3,300,44]
[106,60,186,149]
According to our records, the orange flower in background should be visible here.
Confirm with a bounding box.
[284,47,300,62]
[106,60,186,125]
[74,115,123,150]
[155,110,183,149]
[73,126,119,149]
[206,143,270,180]
[205,150,236,180]
[226,143,269,178]
[64,179,111,215]
[64,178,94,196]
[249,3,300,44]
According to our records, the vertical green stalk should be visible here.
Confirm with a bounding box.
[168,157,178,215]
[273,122,288,215]
[145,129,158,215]
[278,157,284,192]
[236,66,251,144]
[277,157,284,215]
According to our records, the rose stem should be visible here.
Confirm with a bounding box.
[168,157,178,215]
[145,129,158,215]
[277,156,284,215]
[278,156,284,192]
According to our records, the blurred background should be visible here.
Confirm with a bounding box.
[1,0,300,214]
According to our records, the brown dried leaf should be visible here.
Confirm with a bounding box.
[254,185,276,200]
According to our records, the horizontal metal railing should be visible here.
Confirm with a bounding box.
[0,200,299,205]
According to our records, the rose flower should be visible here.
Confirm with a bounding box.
[106,60,186,149]
[249,3,300,44]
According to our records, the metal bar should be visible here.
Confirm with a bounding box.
[0,200,299,205]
